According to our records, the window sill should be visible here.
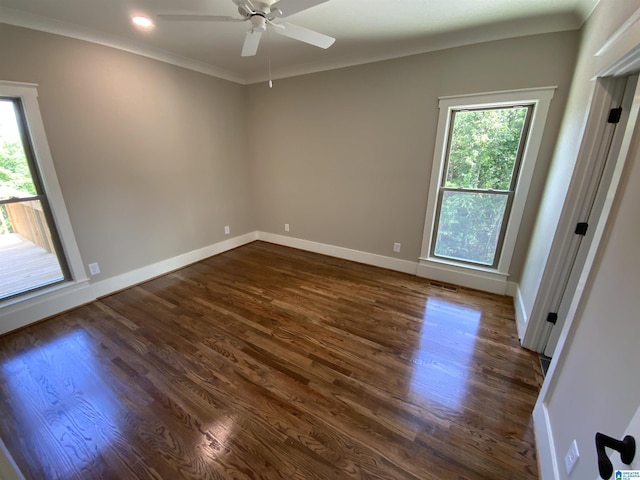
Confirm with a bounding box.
[417,257,510,295]
[0,278,94,335]
[419,256,509,277]
[1,278,88,309]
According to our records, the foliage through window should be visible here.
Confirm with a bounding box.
[432,106,533,267]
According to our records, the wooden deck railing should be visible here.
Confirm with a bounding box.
[5,201,55,253]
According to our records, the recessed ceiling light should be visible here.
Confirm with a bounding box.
[132,16,153,28]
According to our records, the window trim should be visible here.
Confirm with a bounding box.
[0,80,87,307]
[419,87,556,287]
[430,104,534,268]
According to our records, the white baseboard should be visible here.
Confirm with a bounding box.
[533,400,559,480]
[514,284,529,340]
[0,232,258,336]
[256,232,419,275]
[91,231,257,298]
[2,231,522,336]
[505,281,518,297]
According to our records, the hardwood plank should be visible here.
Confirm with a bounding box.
[0,241,543,479]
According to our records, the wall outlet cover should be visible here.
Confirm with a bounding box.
[565,439,579,475]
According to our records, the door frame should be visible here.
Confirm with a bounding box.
[518,76,630,353]
[544,74,637,357]
[534,9,640,478]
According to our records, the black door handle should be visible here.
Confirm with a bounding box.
[595,432,636,479]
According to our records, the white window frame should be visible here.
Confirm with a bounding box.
[0,81,87,308]
[418,87,555,293]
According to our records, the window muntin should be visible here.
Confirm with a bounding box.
[431,105,533,268]
[0,97,69,300]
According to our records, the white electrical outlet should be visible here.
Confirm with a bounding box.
[284,223,290,232]
[565,439,580,475]
[393,242,401,253]
[88,262,100,276]
[224,226,230,235]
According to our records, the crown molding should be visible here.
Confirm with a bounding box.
[0,6,246,85]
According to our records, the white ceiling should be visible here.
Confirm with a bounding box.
[0,0,599,84]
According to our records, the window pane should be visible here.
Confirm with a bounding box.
[434,191,508,266]
[445,107,528,190]
[0,99,37,201]
[0,96,68,300]
[0,199,66,299]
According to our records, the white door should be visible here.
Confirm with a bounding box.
[543,74,639,357]
[595,405,640,479]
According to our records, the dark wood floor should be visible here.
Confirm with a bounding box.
[0,241,543,479]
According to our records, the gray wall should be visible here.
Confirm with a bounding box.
[247,31,579,281]
[0,24,579,286]
[0,24,254,281]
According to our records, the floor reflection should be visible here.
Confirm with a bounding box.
[0,328,122,478]
[409,298,481,412]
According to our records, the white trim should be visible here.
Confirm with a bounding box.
[0,80,88,287]
[1,230,524,337]
[419,87,556,287]
[438,86,559,101]
[91,232,257,298]
[533,401,560,480]
[513,283,528,339]
[497,88,555,272]
[543,75,637,357]
[595,6,640,58]
[256,232,419,275]
[258,232,522,296]
[597,45,640,80]
[0,80,38,89]
[0,281,94,336]
[595,8,640,57]
[0,232,257,335]
[505,280,518,297]
[416,260,509,294]
[532,24,640,480]
[519,77,627,352]
[534,77,640,478]
[595,7,640,78]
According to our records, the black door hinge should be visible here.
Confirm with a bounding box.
[575,222,589,236]
[547,312,558,325]
[608,107,622,124]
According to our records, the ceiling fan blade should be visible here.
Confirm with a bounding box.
[273,22,335,49]
[270,0,330,18]
[157,14,246,22]
[241,29,263,57]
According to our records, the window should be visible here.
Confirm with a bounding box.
[0,81,86,304]
[432,105,533,267]
[0,97,69,299]
[419,88,555,291]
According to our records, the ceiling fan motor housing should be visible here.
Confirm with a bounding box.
[250,14,267,32]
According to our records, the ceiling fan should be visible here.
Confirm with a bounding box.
[158,0,335,57]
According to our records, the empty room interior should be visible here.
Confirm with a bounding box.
[0,0,640,478]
